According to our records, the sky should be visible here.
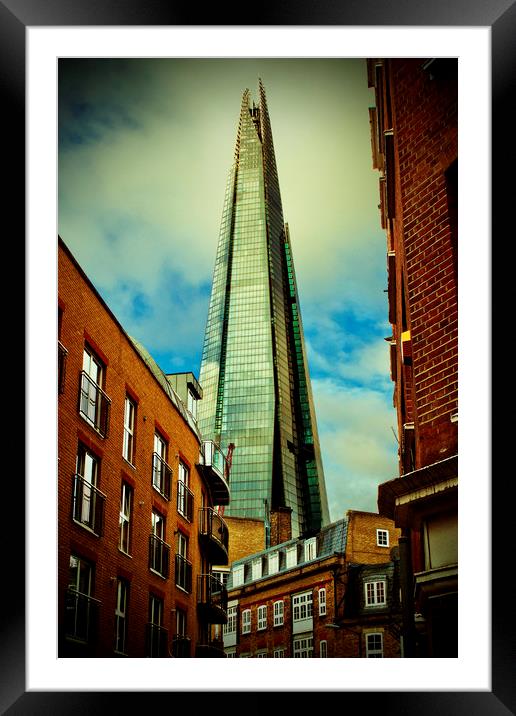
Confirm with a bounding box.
[58,57,399,523]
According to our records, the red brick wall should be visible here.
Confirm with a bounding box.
[58,239,216,657]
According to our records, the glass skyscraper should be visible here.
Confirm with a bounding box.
[198,80,329,538]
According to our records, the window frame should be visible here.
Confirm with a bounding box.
[366,631,384,658]
[114,578,129,654]
[292,591,313,622]
[241,608,251,634]
[273,599,284,627]
[123,395,136,465]
[318,587,327,616]
[257,604,267,631]
[119,482,133,555]
[376,528,390,548]
[365,579,387,607]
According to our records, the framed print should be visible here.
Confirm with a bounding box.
[8,0,511,712]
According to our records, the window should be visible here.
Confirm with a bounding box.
[177,461,192,521]
[286,545,297,568]
[241,608,251,634]
[226,648,237,658]
[147,594,166,657]
[119,483,132,554]
[123,395,136,464]
[365,579,387,607]
[176,608,187,637]
[256,650,268,658]
[187,388,197,419]
[257,605,267,631]
[304,537,317,562]
[366,632,384,658]
[293,592,313,622]
[232,564,244,587]
[114,578,129,654]
[273,647,286,658]
[273,600,284,627]
[150,510,169,578]
[175,532,192,592]
[74,444,104,535]
[293,634,313,658]
[252,558,263,581]
[319,640,328,658]
[318,588,327,616]
[80,345,110,436]
[268,552,279,575]
[152,432,171,499]
[224,604,237,635]
[66,554,97,643]
[377,529,389,548]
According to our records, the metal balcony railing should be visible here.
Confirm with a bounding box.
[78,371,111,437]
[149,534,170,578]
[72,474,106,536]
[177,481,194,522]
[171,635,191,658]
[201,440,227,478]
[196,441,230,506]
[175,553,193,593]
[152,452,171,500]
[64,589,100,643]
[199,507,229,563]
[197,573,228,615]
[145,622,168,657]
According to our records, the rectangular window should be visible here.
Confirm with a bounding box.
[252,558,262,581]
[175,532,192,592]
[256,650,268,658]
[66,554,97,643]
[293,592,313,622]
[273,600,284,627]
[177,461,193,521]
[224,605,238,635]
[150,510,169,578]
[123,395,136,464]
[119,483,132,554]
[152,432,171,499]
[176,607,187,637]
[257,605,267,631]
[73,444,104,535]
[304,537,317,562]
[147,594,166,657]
[318,588,327,616]
[293,634,313,658]
[376,529,389,547]
[79,345,110,436]
[365,580,387,607]
[319,640,328,658]
[268,552,279,575]
[241,608,251,634]
[286,545,297,568]
[273,648,286,658]
[114,578,128,654]
[366,632,384,658]
[232,564,244,587]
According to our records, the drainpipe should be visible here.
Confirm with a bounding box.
[399,529,416,657]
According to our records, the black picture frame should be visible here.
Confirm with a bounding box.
[9,0,509,712]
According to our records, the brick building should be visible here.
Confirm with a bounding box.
[367,58,458,656]
[222,510,401,657]
[58,237,231,657]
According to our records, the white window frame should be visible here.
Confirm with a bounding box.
[318,587,327,616]
[319,639,328,658]
[152,431,168,495]
[376,529,389,547]
[286,545,297,568]
[366,632,384,657]
[224,604,237,635]
[114,578,128,654]
[257,604,267,631]
[273,647,286,658]
[177,461,190,518]
[365,579,387,607]
[293,591,313,622]
[256,650,268,658]
[293,633,313,658]
[241,608,251,634]
[123,395,136,464]
[304,537,317,562]
[252,558,263,581]
[232,564,244,587]
[119,482,132,554]
[273,600,284,627]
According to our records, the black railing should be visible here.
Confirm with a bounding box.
[64,589,100,643]
[72,474,106,536]
[152,453,172,499]
[171,635,191,658]
[175,554,193,593]
[177,481,194,522]
[197,574,228,613]
[199,507,229,557]
[145,623,168,657]
[58,341,68,393]
[149,534,170,578]
[78,371,111,437]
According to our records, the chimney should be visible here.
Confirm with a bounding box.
[270,507,292,546]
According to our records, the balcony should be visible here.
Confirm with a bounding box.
[149,534,170,578]
[78,371,111,437]
[177,481,194,522]
[175,553,193,593]
[197,573,228,625]
[72,474,106,536]
[145,623,169,657]
[64,588,100,644]
[171,635,191,658]
[195,638,226,658]
[196,441,230,506]
[199,507,229,565]
[152,452,171,500]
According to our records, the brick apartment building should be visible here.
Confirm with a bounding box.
[222,510,401,657]
[58,237,231,657]
[367,58,458,656]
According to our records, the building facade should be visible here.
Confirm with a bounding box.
[222,511,401,658]
[367,58,458,657]
[197,80,329,539]
[58,237,231,657]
